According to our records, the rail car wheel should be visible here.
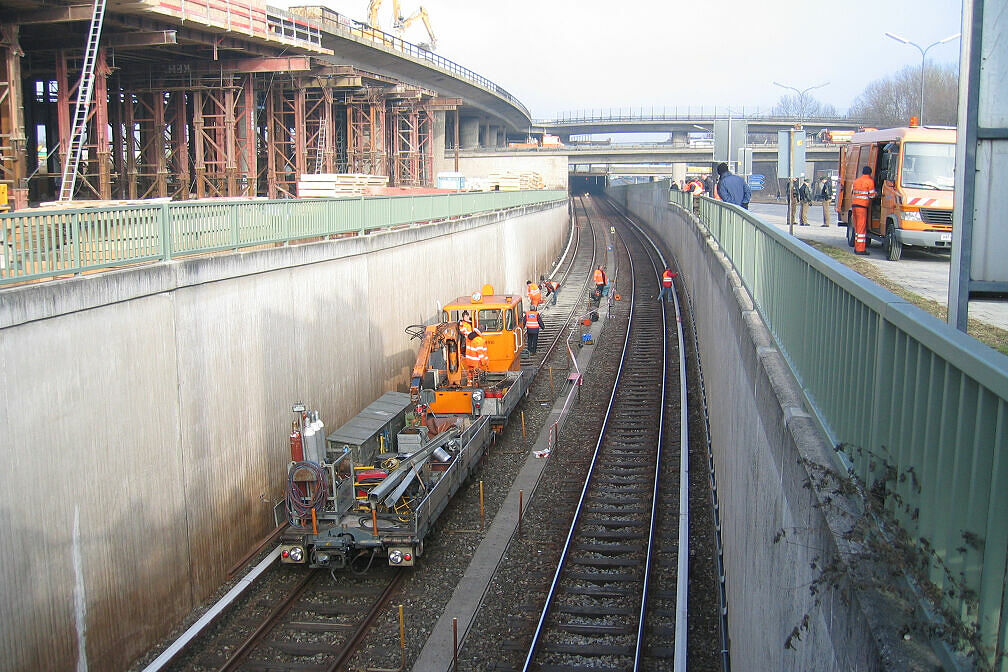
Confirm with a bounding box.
[846,213,855,248]
[885,223,903,261]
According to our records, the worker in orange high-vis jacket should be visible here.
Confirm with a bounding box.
[851,166,876,256]
[526,280,542,309]
[523,307,547,355]
[593,266,607,297]
[658,267,678,303]
[458,310,473,356]
[464,330,488,385]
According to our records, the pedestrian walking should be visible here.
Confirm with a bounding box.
[798,177,813,226]
[715,162,751,208]
[523,306,546,355]
[818,176,833,227]
[851,166,876,255]
[658,267,678,303]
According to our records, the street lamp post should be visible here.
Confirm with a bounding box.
[884,32,960,124]
[773,81,828,235]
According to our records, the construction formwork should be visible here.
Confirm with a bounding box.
[2,67,445,206]
[0,0,462,209]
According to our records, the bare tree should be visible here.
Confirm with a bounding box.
[849,62,958,127]
[772,94,839,120]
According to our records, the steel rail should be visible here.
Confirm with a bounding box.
[522,202,659,671]
[217,569,318,671]
[534,196,597,365]
[613,204,691,671]
[614,219,671,672]
[325,571,407,672]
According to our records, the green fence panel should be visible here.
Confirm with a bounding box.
[685,195,1008,668]
[0,190,566,287]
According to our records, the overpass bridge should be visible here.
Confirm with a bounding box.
[0,0,533,208]
[533,111,864,138]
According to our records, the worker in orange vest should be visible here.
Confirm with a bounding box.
[658,267,678,303]
[464,330,488,385]
[593,266,607,297]
[540,274,559,306]
[526,279,542,309]
[851,166,877,255]
[523,307,547,355]
[458,310,473,356]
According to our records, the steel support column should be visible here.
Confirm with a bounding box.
[0,24,27,209]
[390,102,432,187]
[346,90,386,176]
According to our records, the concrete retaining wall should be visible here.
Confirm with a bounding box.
[0,200,568,671]
[607,183,888,670]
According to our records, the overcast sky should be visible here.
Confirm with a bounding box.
[275,0,964,120]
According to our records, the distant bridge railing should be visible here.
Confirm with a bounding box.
[0,191,566,286]
[689,193,1008,669]
[535,109,861,125]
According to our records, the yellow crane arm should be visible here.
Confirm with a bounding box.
[367,0,382,27]
[398,5,436,49]
[409,322,462,400]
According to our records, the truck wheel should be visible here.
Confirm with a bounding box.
[846,213,855,248]
[885,224,903,261]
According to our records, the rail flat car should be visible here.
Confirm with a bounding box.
[279,286,530,570]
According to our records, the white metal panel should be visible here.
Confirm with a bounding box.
[970,141,1008,281]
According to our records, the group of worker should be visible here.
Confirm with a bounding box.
[525,275,561,356]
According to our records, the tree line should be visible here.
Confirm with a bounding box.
[772,62,959,127]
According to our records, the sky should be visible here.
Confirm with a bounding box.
[271,0,964,121]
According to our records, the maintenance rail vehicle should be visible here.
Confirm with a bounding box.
[279,285,530,571]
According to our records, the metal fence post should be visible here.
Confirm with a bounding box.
[231,203,240,251]
[161,202,172,261]
[72,212,82,275]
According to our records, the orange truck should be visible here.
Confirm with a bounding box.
[837,122,956,260]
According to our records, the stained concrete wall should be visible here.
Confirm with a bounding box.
[0,200,568,671]
[606,182,930,670]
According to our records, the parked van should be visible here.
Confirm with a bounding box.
[837,122,955,260]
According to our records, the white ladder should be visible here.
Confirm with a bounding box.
[315,107,327,174]
[59,0,107,201]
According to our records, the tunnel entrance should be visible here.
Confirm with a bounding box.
[569,175,608,195]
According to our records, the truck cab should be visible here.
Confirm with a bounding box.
[837,124,956,260]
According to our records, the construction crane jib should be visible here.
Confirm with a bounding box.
[366,0,437,50]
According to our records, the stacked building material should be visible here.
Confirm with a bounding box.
[486,171,545,191]
[296,173,389,198]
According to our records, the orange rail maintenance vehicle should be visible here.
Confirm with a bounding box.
[837,121,956,260]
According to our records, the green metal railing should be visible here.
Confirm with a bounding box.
[692,195,1008,668]
[0,191,566,286]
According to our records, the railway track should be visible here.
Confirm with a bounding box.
[521,196,600,371]
[144,199,609,672]
[521,201,685,670]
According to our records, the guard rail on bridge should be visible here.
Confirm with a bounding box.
[670,186,1008,669]
[0,191,566,286]
[535,109,858,125]
[289,5,531,121]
